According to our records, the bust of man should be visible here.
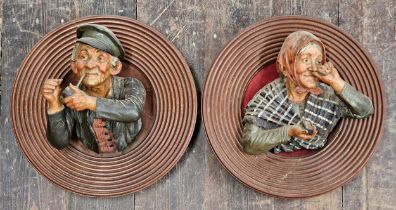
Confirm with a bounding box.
[42,24,146,153]
[242,31,373,155]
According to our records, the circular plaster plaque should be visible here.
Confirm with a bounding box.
[203,16,385,198]
[12,16,197,197]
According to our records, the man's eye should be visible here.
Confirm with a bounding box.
[304,59,309,63]
[79,55,88,60]
[98,56,105,62]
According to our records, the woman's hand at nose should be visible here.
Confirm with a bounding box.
[312,61,346,94]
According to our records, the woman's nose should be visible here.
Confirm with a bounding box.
[309,60,319,71]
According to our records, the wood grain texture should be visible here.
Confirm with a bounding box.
[1,0,395,209]
[201,1,274,209]
[272,0,338,24]
[136,1,205,209]
[363,1,396,210]
[1,1,65,210]
[1,0,137,210]
[339,1,367,209]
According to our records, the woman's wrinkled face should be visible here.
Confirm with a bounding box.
[294,43,323,89]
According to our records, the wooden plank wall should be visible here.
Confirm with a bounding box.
[1,0,395,209]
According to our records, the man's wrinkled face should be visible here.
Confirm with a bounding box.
[72,43,114,88]
[294,43,323,89]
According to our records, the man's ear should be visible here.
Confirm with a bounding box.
[110,60,122,75]
[70,61,78,74]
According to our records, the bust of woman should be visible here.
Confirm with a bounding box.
[242,31,373,155]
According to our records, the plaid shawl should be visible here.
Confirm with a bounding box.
[244,78,343,153]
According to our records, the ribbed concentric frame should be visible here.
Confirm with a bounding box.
[11,16,197,197]
[203,16,385,198]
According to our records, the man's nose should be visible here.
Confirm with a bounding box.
[85,58,97,69]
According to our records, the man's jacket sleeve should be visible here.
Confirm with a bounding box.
[46,107,74,149]
[95,78,146,122]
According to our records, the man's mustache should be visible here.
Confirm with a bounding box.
[81,68,100,76]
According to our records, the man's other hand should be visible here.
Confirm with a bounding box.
[42,79,63,114]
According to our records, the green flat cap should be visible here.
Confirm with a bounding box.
[76,24,125,59]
